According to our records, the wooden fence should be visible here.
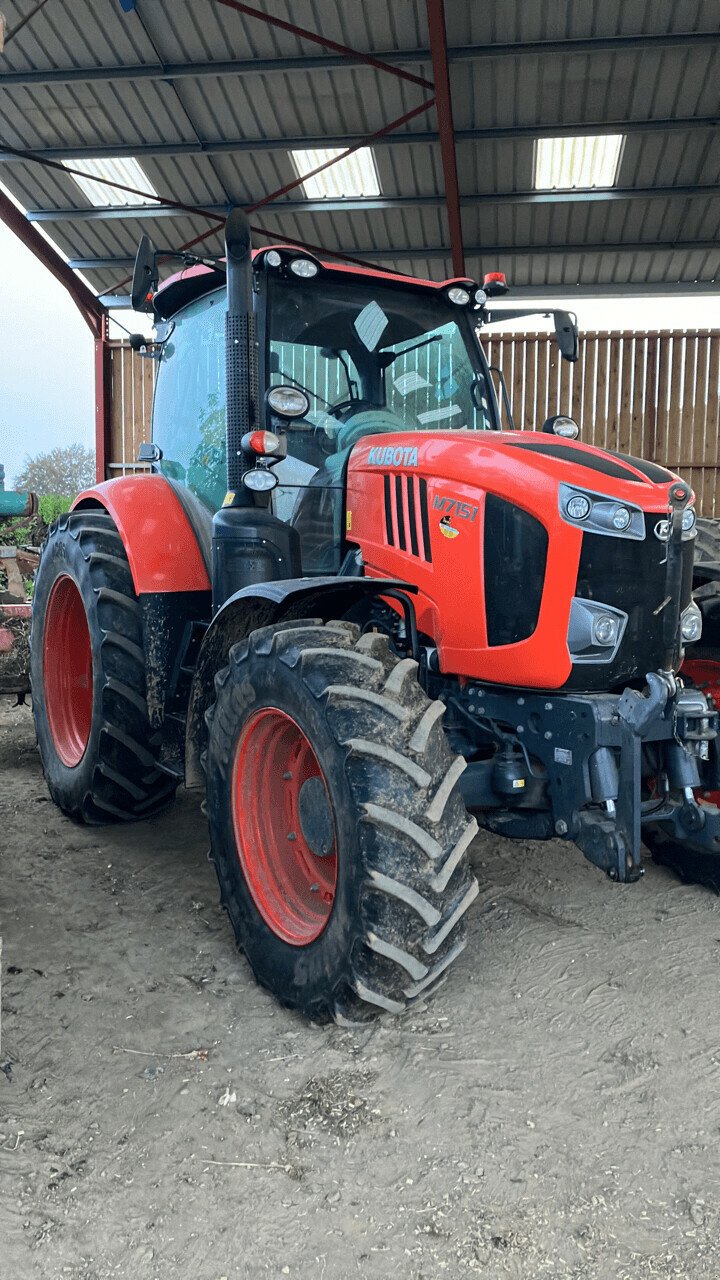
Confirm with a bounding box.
[107,341,156,477]
[108,328,720,515]
[485,328,720,516]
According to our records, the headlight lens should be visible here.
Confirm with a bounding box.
[474,287,488,306]
[682,507,697,532]
[681,601,703,643]
[591,614,619,647]
[265,249,282,267]
[566,494,591,520]
[611,505,631,531]
[447,286,471,305]
[266,385,309,418]
[290,257,319,278]
[242,468,278,493]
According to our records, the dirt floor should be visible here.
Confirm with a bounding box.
[2,699,720,1280]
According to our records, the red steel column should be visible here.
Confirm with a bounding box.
[425,0,465,277]
[94,315,112,483]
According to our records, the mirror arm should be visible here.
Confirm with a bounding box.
[488,364,515,430]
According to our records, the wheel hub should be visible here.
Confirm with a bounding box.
[298,776,335,857]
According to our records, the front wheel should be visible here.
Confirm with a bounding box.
[205,620,478,1023]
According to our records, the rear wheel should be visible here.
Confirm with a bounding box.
[205,619,478,1022]
[31,511,177,823]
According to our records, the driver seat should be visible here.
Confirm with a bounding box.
[289,407,407,574]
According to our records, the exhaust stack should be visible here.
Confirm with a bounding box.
[224,208,258,497]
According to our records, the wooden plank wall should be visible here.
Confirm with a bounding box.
[484,329,720,516]
[108,330,720,515]
[107,341,156,476]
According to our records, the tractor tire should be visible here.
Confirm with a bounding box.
[693,517,720,566]
[31,510,177,824]
[205,619,479,1023]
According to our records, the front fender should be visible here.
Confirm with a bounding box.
[185,576,414,787]
[73,475,211,595]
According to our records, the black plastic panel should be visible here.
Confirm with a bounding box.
[484,495,548,646]
[507,439,644,483]
[565,515,695,691]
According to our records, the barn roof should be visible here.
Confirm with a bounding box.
[0,0,718,305]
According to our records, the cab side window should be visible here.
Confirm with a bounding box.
[153,290,226,513]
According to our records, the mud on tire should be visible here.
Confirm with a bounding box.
[31,511,177,823]
[205,619,479,1023]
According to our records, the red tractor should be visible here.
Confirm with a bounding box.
[30,211,720,1022]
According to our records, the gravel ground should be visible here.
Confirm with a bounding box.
[1,698,719,1279]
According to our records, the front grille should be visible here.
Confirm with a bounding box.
[565,514,695,690]
[383,474,432,563]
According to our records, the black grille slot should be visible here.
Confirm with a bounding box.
[395,475,407,551]
[419,478,432,563]
[383,474,394,545]
[406,476,419,557]
[382,473,431,561]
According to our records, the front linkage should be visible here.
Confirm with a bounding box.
[446,669,720,888]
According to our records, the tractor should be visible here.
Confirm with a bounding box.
[30,210,720,1023]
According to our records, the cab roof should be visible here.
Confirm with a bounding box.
[153,246,474,320]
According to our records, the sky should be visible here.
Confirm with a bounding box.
[0,214,718,490]
[0,219,95,490]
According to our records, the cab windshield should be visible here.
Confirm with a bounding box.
[268,274,495,460]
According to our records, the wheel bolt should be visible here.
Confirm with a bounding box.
[287,832,297,841]
[310,883,319,893]
[283,771,292,780]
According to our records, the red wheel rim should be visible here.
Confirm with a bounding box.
[231,708,338,946]
[43,575,93,767]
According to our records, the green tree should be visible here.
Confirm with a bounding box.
[14,444,95,496]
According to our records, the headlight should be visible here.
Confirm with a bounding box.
[611,505,631,531]
[681,601,702,643]
[447,286,471,305]
[242,468,278,493]
[474,287,488,306]
[265,249,282,268]
[567,597,627,663]
[591,614,619,647]
[266,385,309,419]
[566,494,591,520]
[290,257,319,278]
[682,507,697,533]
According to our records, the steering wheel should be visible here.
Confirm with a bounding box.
[335,405,409,454]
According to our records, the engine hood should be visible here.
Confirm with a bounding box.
[350,430,685,514]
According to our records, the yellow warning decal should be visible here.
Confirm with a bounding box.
[346,510,353,531]
[222,491,235,507]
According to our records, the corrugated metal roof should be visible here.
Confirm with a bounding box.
[0,0,718,300]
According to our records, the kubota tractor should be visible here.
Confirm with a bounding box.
[30,211,720,1022]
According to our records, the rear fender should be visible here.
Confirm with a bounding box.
[185,576,414,787]
[73,475,211,594]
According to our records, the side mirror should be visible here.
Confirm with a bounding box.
[554,311,579,363]
[131,234,159,312]
[542,414,579,439]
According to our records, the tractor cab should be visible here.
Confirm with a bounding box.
[148,246,501,575]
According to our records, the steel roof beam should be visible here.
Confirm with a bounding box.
[425,0,464,276]
[0,32,715,87]
[70,240,720,271]
[26,183,720,221]
[1,116,714,165]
